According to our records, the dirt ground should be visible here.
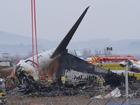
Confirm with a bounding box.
[6,96,109,105]
[5,95,140,105]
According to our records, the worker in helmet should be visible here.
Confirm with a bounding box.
[96,75,105,87]
[61,75,66,85]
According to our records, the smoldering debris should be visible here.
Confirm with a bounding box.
[6,71,140,98]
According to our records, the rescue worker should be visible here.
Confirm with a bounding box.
[61,75,68,86]
[96,75,105,87]
[61,75,66,85]
[96,75,105,96]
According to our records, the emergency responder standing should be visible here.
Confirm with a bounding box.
[96,75,105,96]
[96,75,105,87]
[61,75,68,87]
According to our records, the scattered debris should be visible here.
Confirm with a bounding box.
[94,88,121,99]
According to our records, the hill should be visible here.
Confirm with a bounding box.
[0,31,140,56]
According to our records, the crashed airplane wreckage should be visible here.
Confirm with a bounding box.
[12,7,124,94]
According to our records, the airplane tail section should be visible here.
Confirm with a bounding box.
[51,6,89,58]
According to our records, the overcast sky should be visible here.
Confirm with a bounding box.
[0,0,140,41]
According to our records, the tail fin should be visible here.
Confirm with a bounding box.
[51,6,89,58]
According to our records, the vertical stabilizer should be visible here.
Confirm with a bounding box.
[51,6,90,58]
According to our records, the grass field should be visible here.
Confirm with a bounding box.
[99,63,140,80]
[99,63,125,70]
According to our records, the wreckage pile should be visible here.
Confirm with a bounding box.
[2,65,139,99]
[5,72,112,97]
[6,72,139,98]
[9,80,110,97]
[0,70,139,105]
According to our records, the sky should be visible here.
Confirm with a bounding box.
[0,0,140,41]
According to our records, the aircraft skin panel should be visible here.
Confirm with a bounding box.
[57,53,108,77]
[56,53,124,87]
